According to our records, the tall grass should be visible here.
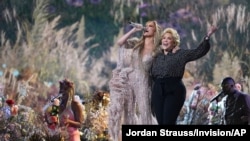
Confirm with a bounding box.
[0,5,112,96]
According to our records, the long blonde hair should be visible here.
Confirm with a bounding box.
[133,20,162,55]
[59,79,84,124]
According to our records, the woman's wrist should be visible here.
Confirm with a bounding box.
[205,35,210,40]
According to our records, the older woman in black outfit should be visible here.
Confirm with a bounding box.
[151,26,218,125]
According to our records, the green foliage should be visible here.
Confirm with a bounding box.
[29,132,44,141]
[1,2,250,139]
[1,0,250,92]
[203,4,250,83]
[0,0,34,45]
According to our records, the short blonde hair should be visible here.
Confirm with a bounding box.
[162,28,180,46]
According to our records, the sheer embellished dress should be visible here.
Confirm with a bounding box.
[108,38,156,140]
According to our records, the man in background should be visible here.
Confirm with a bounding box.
[221,77,250,125]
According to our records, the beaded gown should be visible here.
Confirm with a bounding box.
[108,38,156,141]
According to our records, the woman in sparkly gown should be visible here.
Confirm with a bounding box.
[108,21,161,141]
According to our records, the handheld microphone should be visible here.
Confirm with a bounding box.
[51,93,62,102]
[128,22,146,31]
[210,91,225,103]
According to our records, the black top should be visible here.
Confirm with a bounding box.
[225,91,249,125]
[151,37,210,79]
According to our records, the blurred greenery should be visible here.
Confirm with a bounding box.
[0,0,250,92]
[1,2,250,140]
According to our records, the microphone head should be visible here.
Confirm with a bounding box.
[210,91,224,103]
[128,22,146,31]
[50,93,62,102]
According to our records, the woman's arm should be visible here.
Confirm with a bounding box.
[117,24,144,46]
[64,118,82,128]
[185,25,218,61]
[63,102,84,128]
